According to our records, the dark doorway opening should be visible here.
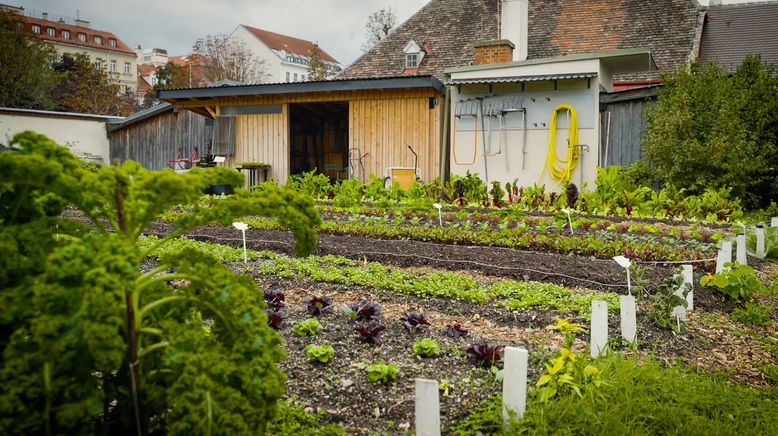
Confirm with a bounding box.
[289,102,349,181]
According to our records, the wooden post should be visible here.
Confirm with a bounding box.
[590,300,608,358]
[415,379,441,436]
[502,347,528,427]
[736,234,747,265]
[620,295,637,345]
[682,265,694,311]
[756,227,766,260]
[715,240,732,273]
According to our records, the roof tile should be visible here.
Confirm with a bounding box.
[241,25,339,63]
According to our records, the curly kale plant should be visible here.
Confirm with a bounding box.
[0,132,320,434]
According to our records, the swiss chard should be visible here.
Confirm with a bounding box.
[354,320,386,344]
[304,295,333,316]
[466,344,503,367]
[401,312,430,333]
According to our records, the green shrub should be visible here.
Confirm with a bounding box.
[293,318,322,337]
[412,338,441,358]
[731,302,773,326]
[700,263,763,302]
[305,343,335,364]
[365,360,399,384]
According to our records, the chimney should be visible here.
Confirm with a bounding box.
[501,0,528,61]
[41,12,48,20]
[75,19,90,28]
[473,40,515,65]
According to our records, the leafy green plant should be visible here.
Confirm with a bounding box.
[648,272,690,331]
[545,317,586,348]
[293,318,323,337]
[365,361,399,384]
[305,343,335,363]
[0,132,319,434]
[535,349,605,402]
[412,338,441,358]
[731,302,773,327]
[700,263,763,302]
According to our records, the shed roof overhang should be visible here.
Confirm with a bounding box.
[450,72,597,85]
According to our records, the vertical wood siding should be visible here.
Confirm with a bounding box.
[599,98,655,167]
[228,105,289,183]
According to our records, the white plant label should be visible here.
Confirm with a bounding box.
[756,227,766,259]
[590,300,608,358]
[682,264,694,311]
[715,240,732,273]
[415,378,441,436]
[502,347,528,425]
[620,295,637,345]
[772,217,778,227]
[232,221,249,264]
[736,234,747,265]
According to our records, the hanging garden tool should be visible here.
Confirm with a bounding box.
[452,100,479,165]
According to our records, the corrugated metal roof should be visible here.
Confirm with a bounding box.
[106,103,173,131]
[450,72,597,85]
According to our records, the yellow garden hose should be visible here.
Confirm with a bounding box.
[543,103,580,187]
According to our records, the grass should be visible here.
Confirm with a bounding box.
[268,399,344,435]
[452,354,778,435]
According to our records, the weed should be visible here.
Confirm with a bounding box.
[731,302,773,327]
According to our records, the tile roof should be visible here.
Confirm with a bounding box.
[240,25,339,64]
[23,16,135,56]
[699,2,778,72]
[340,0,700,82]
[137,64,158,76]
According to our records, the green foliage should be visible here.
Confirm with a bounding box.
[412,338,441,358]
[746,226,778,260]
[648,272,690,331]
[53,53,135,116]
[534,349,605,403]
[458,355,778,435]
[286,170,332,200]
[731,302,773,327]
[293,318,323,337]
[305,343,336,364]
[365,361,399,384]
[0,132,319,434]
[268,400,345,435]
[545,317,586,348]
[700,263,763,302]
[644,56,778,209]
[152,61,190,93]
[307,44,328,81]
[0,10,58,109]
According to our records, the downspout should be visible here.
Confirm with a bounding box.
[439,78,452,184]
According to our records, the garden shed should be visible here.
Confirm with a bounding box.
[157,76,444,184]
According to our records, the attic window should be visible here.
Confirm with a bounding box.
[109,39,116,47]
[78,33,86,42]
[402,40,424,70]
[406,53,418,68]
[94,36,102,44]
[62,30,70,39]
[32,25,40,34]
[47,28,55,37]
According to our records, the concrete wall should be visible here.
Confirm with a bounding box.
[0,109,115,162]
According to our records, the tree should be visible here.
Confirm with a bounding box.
[643,55,778,208]
[0,10,59,109]
[54,53,135,116]
[192,34,269,85]
[0,132,320,433]
[153,61,190,92]
[361,7,397,52]
[307,44,328,81]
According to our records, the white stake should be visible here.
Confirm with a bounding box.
[415,378,441,436]
[232,221,249,264]
[590,300,608,358]
[682,264,694,311]
[613,256,632,295]
[561,208,574,235]
[772,217,778,227]
[433,203,443,228]
[620,295,637,345]
[715,240,732,273]
[502,347,528,426]
[756,226,766,259]
[736,234,747,265]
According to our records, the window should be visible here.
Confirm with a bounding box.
[62,30,70,39]
[110,60,117,72]
[109,39,116,47]
[406,53,418,68]
[94,36,102,44]
[32,25,40,34]
[286,72,290,82]
[302,75,306,82]
[293,73,298,82]
[124,62,131,74]
[78,33,86,42]
[47,28,55,37]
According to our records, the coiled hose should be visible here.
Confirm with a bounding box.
[543,103,580,188]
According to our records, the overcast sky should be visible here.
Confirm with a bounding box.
[16,0,430,67]
[14,0,769,67]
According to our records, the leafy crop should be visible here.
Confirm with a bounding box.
[264,287,286,310]
[0,132,319,434]
[700,263,763,302]
[293,318,322,337]
[648,272,690,331]
[354,321,386,344]
[365,361,399,384]
[466,344,503,368]
[305,344,335,364]
[731,302,773,327]
[341,301,382,322]
[401,312,430,333]
[303,295,333,316]
[442,324,469,339]
[412,338,441,358]
[265,308,287,330]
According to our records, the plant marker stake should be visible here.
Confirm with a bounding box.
[715,240,732,273]
[613,255,632,295]
[756,226,766,259]
[620,295,637,345]
[736,234,747,265]
[772,217,778,227]
[682,264,694,311]
[502,347,528,427]
[232,221,249,264]
[433,203,443,228]
[590,300,608,358]
[414,378,441,436]
[561,208,573,235]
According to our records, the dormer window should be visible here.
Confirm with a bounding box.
[402,40,425,71]
[109,39,116,47]
[78,33,86,42]
[62,30,70,39]
[47,28,55,37]
[32,25,40,34]
[94,36,102,45]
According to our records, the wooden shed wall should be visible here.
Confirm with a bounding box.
[203,88,442,184]
[599,96,656,167]
[109,109,211,170]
